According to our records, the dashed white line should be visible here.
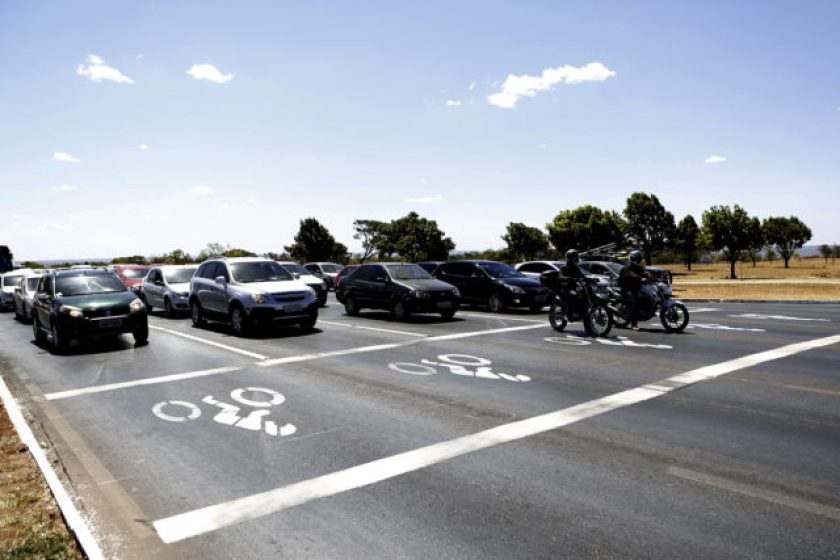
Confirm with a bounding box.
[458,312,545,323]
[149,325,269,360]
[153,333,840,544]
[318,320,428,338]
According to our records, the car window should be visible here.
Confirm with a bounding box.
[121,268,147,279]
[55,274,127,296]
[304,264,318,273]
[230,261,291,283]
[322,264,342,273]
[195,263,210,279]
[164,267,196,283]
[352,266,372,281]
[27,277,40,290]
[478,262,523,279]
[385,264,431,280]
[370,265,388,282]
[519,263,547,273]
[3,274,23,287]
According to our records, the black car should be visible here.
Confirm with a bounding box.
[433,260,551,313]
[32,269,149,353]
[340,263,460,321]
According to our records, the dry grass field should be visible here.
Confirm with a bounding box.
[663,258,840,300]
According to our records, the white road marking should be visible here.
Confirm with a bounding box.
[458,312,544,323]
[667,466,840,522]
[152,401,202,422]
[782,384,840,397]
[730,313,831,323]
[318,320,428,338]
[689,323,766,333]
[152,333,840,544]
[149,325,270,359]
[0,376,106,560]
[43,366,242,401]
[686,307,720,313]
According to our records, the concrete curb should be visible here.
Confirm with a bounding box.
[0,375,105,560]
[683,299,840,304]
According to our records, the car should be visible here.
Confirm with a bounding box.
[190,257,318,336]
[13,272,44,322]
[433,260,552,313]
[112,264,150,293]
[1,271,26,310]
[276,261,328,307]
[417,261,445,274]
[31,269,148,353]
[141,265,198,317]
[333,265,358,302]
[340,262,460,321]
[303,262,343,290]
[514,260,566,279]
[578,260,672,287]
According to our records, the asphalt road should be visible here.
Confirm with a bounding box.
[1,297,838,559]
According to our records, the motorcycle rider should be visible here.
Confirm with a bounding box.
[619,250,646,330]
[561,249,584,279]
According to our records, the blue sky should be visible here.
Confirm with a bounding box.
[1,0,838,260]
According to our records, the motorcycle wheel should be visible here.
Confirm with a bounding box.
[585,304,613,337]
[548,302,568,332]
[611,303,630,329]
[660,303,689,333]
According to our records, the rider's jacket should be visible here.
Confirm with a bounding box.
[561,262,584,279]
[619,262,646,291]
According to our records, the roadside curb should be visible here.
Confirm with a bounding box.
[683,299,840,304]
[0,374,105,560]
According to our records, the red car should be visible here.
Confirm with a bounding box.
[112,264,150,289]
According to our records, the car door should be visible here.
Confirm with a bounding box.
[205,262,230,314]
[33,275,53,328]
[193,263,218,312]
[468,264,494,301]
[350,265,376,307]
[367,265,392,309]
[144,269,161,307]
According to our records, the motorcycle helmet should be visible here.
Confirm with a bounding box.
[565,249,580,264]
[629,250,643,264]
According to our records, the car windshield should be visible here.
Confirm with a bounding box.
[55,274,127,296]
[27,277,40,290]
[3,275,23,287]
[386,264,432,280]
[604,263,623,276]
[322,264,342,273]
[164,267,197,284]
[230,261,292,283]
[478,262,523,279]
[120,268,147,279]
[281,263,308,275]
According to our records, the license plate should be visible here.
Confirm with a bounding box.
[287,303,303,313]
[534,295,547,302]
[437,301,453,309]
[98,318,122,329]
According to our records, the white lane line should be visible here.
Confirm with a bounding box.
[667,466,840,522]
[782,384,840,397]
[43,367,242,401]
[687,307,720,313]
[458,313,545,323]
[730,313,831,323]
[318,320,428,338]
[149,325,269,360]
[153,333,840,544]
[0,376,106,559]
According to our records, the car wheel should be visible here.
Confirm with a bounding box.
[300,312,317,331]
[33,315,47,346]
[51,320,69,354]
[392,301,410,322]
[344,296,359,317]
[488,293,506,313]
[440,309,456,320]
[191,301,206,328]
[133,322,149,346]
[230,304,250,336]
[164,297,174,318]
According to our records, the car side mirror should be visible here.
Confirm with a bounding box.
[471,271,483,278]
[293,272,301,279]
[215,275,227,285]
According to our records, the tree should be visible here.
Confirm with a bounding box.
[701,205,754,279]
[352,220,387,263]
[20,260,45,269]
[0,246,13,273]
[673,215,699,270]
[623,192,675,265]
[547,205,624,254]
[222,248,257,258]
[375,212,455,262]
[502,222,549,261]
[745,216,765,267]
[160,249,193,264]
[284,218,346,262]
[197,242,229,261]
[819,244,832,265]
[764,247,777,263]
[111,255,147,265]
[762,216,812,269]
[833,244,839,264]
[263,251,290,261]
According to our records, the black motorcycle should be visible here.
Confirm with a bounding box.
[606,279,689,332]
[539,271,613,337]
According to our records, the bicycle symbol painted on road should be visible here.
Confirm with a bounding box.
[389,354,531,382]
[151,387,297,437]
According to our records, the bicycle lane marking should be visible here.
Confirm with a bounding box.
[153,333,840,544]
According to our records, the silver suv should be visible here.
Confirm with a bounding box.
[276,261,328,307]
[141,265,198,317]
[190,257,318,336]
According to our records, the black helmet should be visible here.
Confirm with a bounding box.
[629,250,643,264]
[565,249,580,264]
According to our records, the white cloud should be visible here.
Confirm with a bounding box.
[445,99,462,107]
[405,195,443,203]
[52,151,80,163]
[468,80,476,91]
[140,144,150,151]
[704,155,727,164]
[186,63,235,84]
[487,62,615,109]
[68,214,81,221]
[136,54,145,60]
[76,54,135,84]
[58,184,78,191]
[539,144,548,149]
[189,185,214,194]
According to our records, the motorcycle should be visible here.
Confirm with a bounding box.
[539,271,613,337]
[606,279,689,333]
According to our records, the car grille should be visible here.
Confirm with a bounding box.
[271,291,306,302]
[85,305,130,318]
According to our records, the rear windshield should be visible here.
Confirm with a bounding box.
[321,264,342,273]
[3,275,23,287]
[386,264,431,280]
[478,262,523,279]
[164,267,197,284]
[55,274,127,296]
[281,263,308,275]
[120,268,147,279]
[230,261,292,283]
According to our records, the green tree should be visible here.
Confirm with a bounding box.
[623,192,675,265]
[0,245,13,273]
[222,248,257,258]
[745,216,765,267]
[547,205,624,254]
[502,222,549,261]
[376,212,455,262]
[160,249,193,264]
[833,244,839,264]
[352,219,387,263]
[764,247,777,263]
[701,205,754,279]
[197,242,229,261]
[111,255,147,265]
[762,216,812,269]
[673,214,700,270]
[819,244,832,265]
[284,218,346,262]
[19,260,46,269]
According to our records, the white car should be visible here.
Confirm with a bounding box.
[303,262,343,291]
[13,272,44,322]
[1,268,43,310]
[515,260,612,291]
[276,262,328,307]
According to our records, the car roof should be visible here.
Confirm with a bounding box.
[206,257,271,263]
[53,269,113,278]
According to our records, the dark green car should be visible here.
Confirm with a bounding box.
[32,269,149,353]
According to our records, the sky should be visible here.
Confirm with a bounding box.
[1,0,838,261]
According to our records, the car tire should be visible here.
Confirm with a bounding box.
[33,315,47,346]
[392,301,410,322]
[133,322,149,346]
[51,320,69,354]
[230,304,250,336]
[488,293,506,313]
[440,309,456,320]
[164,297,175,318]
[344,296,359,317]
[300,312,317,331]
[191,300,206,328]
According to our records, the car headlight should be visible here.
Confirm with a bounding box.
[305,287,316,298]
[179,291,189,298]
[506,285,526,295]
[251,292,268,304]
[451,287,460,297]
[59,304,84,318]
[129,299,145,313]
[411,290,432,299]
